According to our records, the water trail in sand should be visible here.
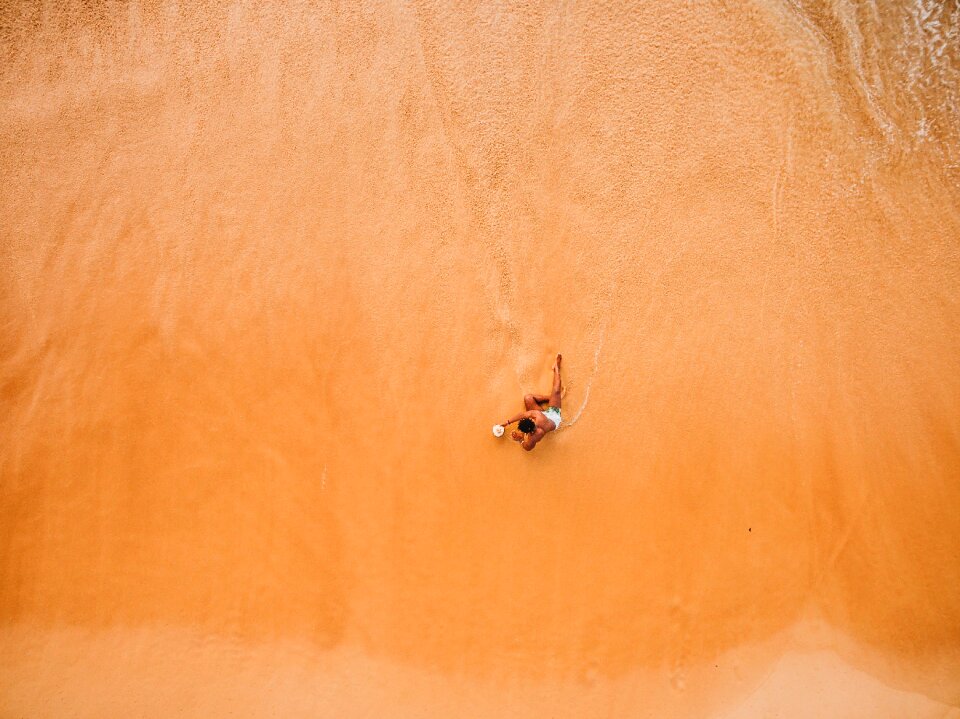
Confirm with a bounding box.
[564,323,605,428]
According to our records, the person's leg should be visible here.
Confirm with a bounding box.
[523,394,551,409]
[525,393,550,409]
[549,354,562,408]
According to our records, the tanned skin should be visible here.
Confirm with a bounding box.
[499,354,562,452]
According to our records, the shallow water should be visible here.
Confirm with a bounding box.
[2,1,959,716]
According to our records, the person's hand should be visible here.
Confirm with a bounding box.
[511,430,523,442]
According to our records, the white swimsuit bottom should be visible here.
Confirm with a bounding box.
[541,407,562,430]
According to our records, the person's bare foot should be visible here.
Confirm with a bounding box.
[554,353,562,372]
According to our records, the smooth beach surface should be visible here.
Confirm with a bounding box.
[2,1,959,717]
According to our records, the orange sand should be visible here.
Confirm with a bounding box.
[2,1,959,716]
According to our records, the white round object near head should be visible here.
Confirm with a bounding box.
[492,424,505,437]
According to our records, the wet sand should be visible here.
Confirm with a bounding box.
[2,1,960,716]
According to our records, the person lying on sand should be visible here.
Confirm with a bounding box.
[498,354,563,452]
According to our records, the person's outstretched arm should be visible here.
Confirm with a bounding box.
[501,411,529,427]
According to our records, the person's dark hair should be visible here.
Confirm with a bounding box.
[518,417,536,434]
